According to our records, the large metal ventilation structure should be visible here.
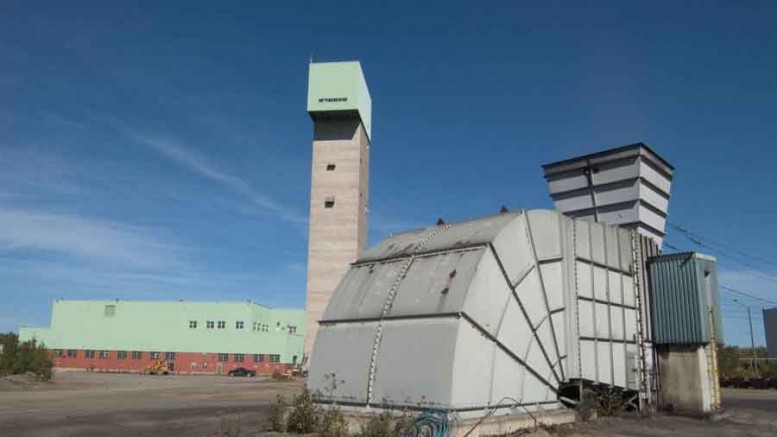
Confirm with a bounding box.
[309,210,650,415]
[542,143,673,247]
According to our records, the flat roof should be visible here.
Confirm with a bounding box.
[542,142,674,173]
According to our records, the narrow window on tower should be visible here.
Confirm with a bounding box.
[324,197,335,208]
[326,163,336,171]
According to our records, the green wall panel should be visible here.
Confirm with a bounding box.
[20,300,305,363]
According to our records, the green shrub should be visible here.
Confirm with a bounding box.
[264,394,287,432]
[286,388,320,433]
[0,333,53,381]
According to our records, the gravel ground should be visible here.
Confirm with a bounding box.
[1,371,776,437]
[0,370,303,437]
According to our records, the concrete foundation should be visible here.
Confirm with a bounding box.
[333,408,575,437]
[657,345,718,413]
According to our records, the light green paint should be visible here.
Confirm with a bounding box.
[19,300,305,363]
[307,61,372,140]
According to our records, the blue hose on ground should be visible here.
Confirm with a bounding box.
[402,409,450,437]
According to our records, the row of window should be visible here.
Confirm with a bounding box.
[187,320,298,334]
[52,349,281,363]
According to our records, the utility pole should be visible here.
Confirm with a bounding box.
[747,306,758,377]
[734,299,758,376]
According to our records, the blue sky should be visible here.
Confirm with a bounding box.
[1,1,776,346]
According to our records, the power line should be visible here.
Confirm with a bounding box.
[664,228,777,285]
[720,285,777,307]
[667,222,777,270]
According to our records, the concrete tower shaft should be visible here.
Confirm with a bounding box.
[305,62,371,356]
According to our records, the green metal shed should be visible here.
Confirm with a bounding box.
[648,252,723,345]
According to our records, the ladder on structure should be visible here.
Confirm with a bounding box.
[630,231,650,411]
[707,310,721,410]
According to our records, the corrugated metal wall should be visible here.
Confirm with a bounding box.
[648,253,721,345]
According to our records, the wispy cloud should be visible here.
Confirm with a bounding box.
[0,207,187,269]
[0,146,85,197]
[116,127,306,225]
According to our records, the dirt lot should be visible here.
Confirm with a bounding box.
[1,372,776,437]
[0,370,303,437]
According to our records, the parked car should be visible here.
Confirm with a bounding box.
[227,367,256,377]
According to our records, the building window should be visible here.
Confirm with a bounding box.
[253,354,264,363]
[252,322,258,331]
[236,321,244,329]
[324,197,335,208]
[269,354,280,363]
[263,324,269,332]
[67,349,78,358]
[99,351,110,359]
[217,353,229,362]
[131,351,143,360]
[234,354,244,363]
[85,350,95,358]
[207,321,215,329]
[326,163,336,171]
[217,321,226,329]
[150,352,160,359]
[53,349,64,357]
[288,325,297,334]
[104,304,116,317]
[166,352,176,361]
[117,351,127,360]
[189,320,198,329]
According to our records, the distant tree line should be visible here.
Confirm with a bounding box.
[0,332,53,381]
[718,345,777,378]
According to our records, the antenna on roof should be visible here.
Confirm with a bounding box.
[436,218,445,226]
[500,205,509,214]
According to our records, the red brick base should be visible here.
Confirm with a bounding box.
[49,350,293,375]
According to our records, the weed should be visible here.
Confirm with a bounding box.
[265,394,287,432]
[596,387,625,417]
[320,406,348,437]
[286,388,320,433]
[577,389,598,421]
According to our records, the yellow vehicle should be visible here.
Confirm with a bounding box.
[142,359,170,375]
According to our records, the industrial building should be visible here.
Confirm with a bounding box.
[648,252,722,412]
[310,210,644,414]
[765,307,777,359]
[307,101,722,426]
[542,143,673,247]
[14,59,725,430]
[19,300,304,375]
[304,61,371,356]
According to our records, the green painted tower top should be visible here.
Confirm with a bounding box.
[307,61,372,140]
